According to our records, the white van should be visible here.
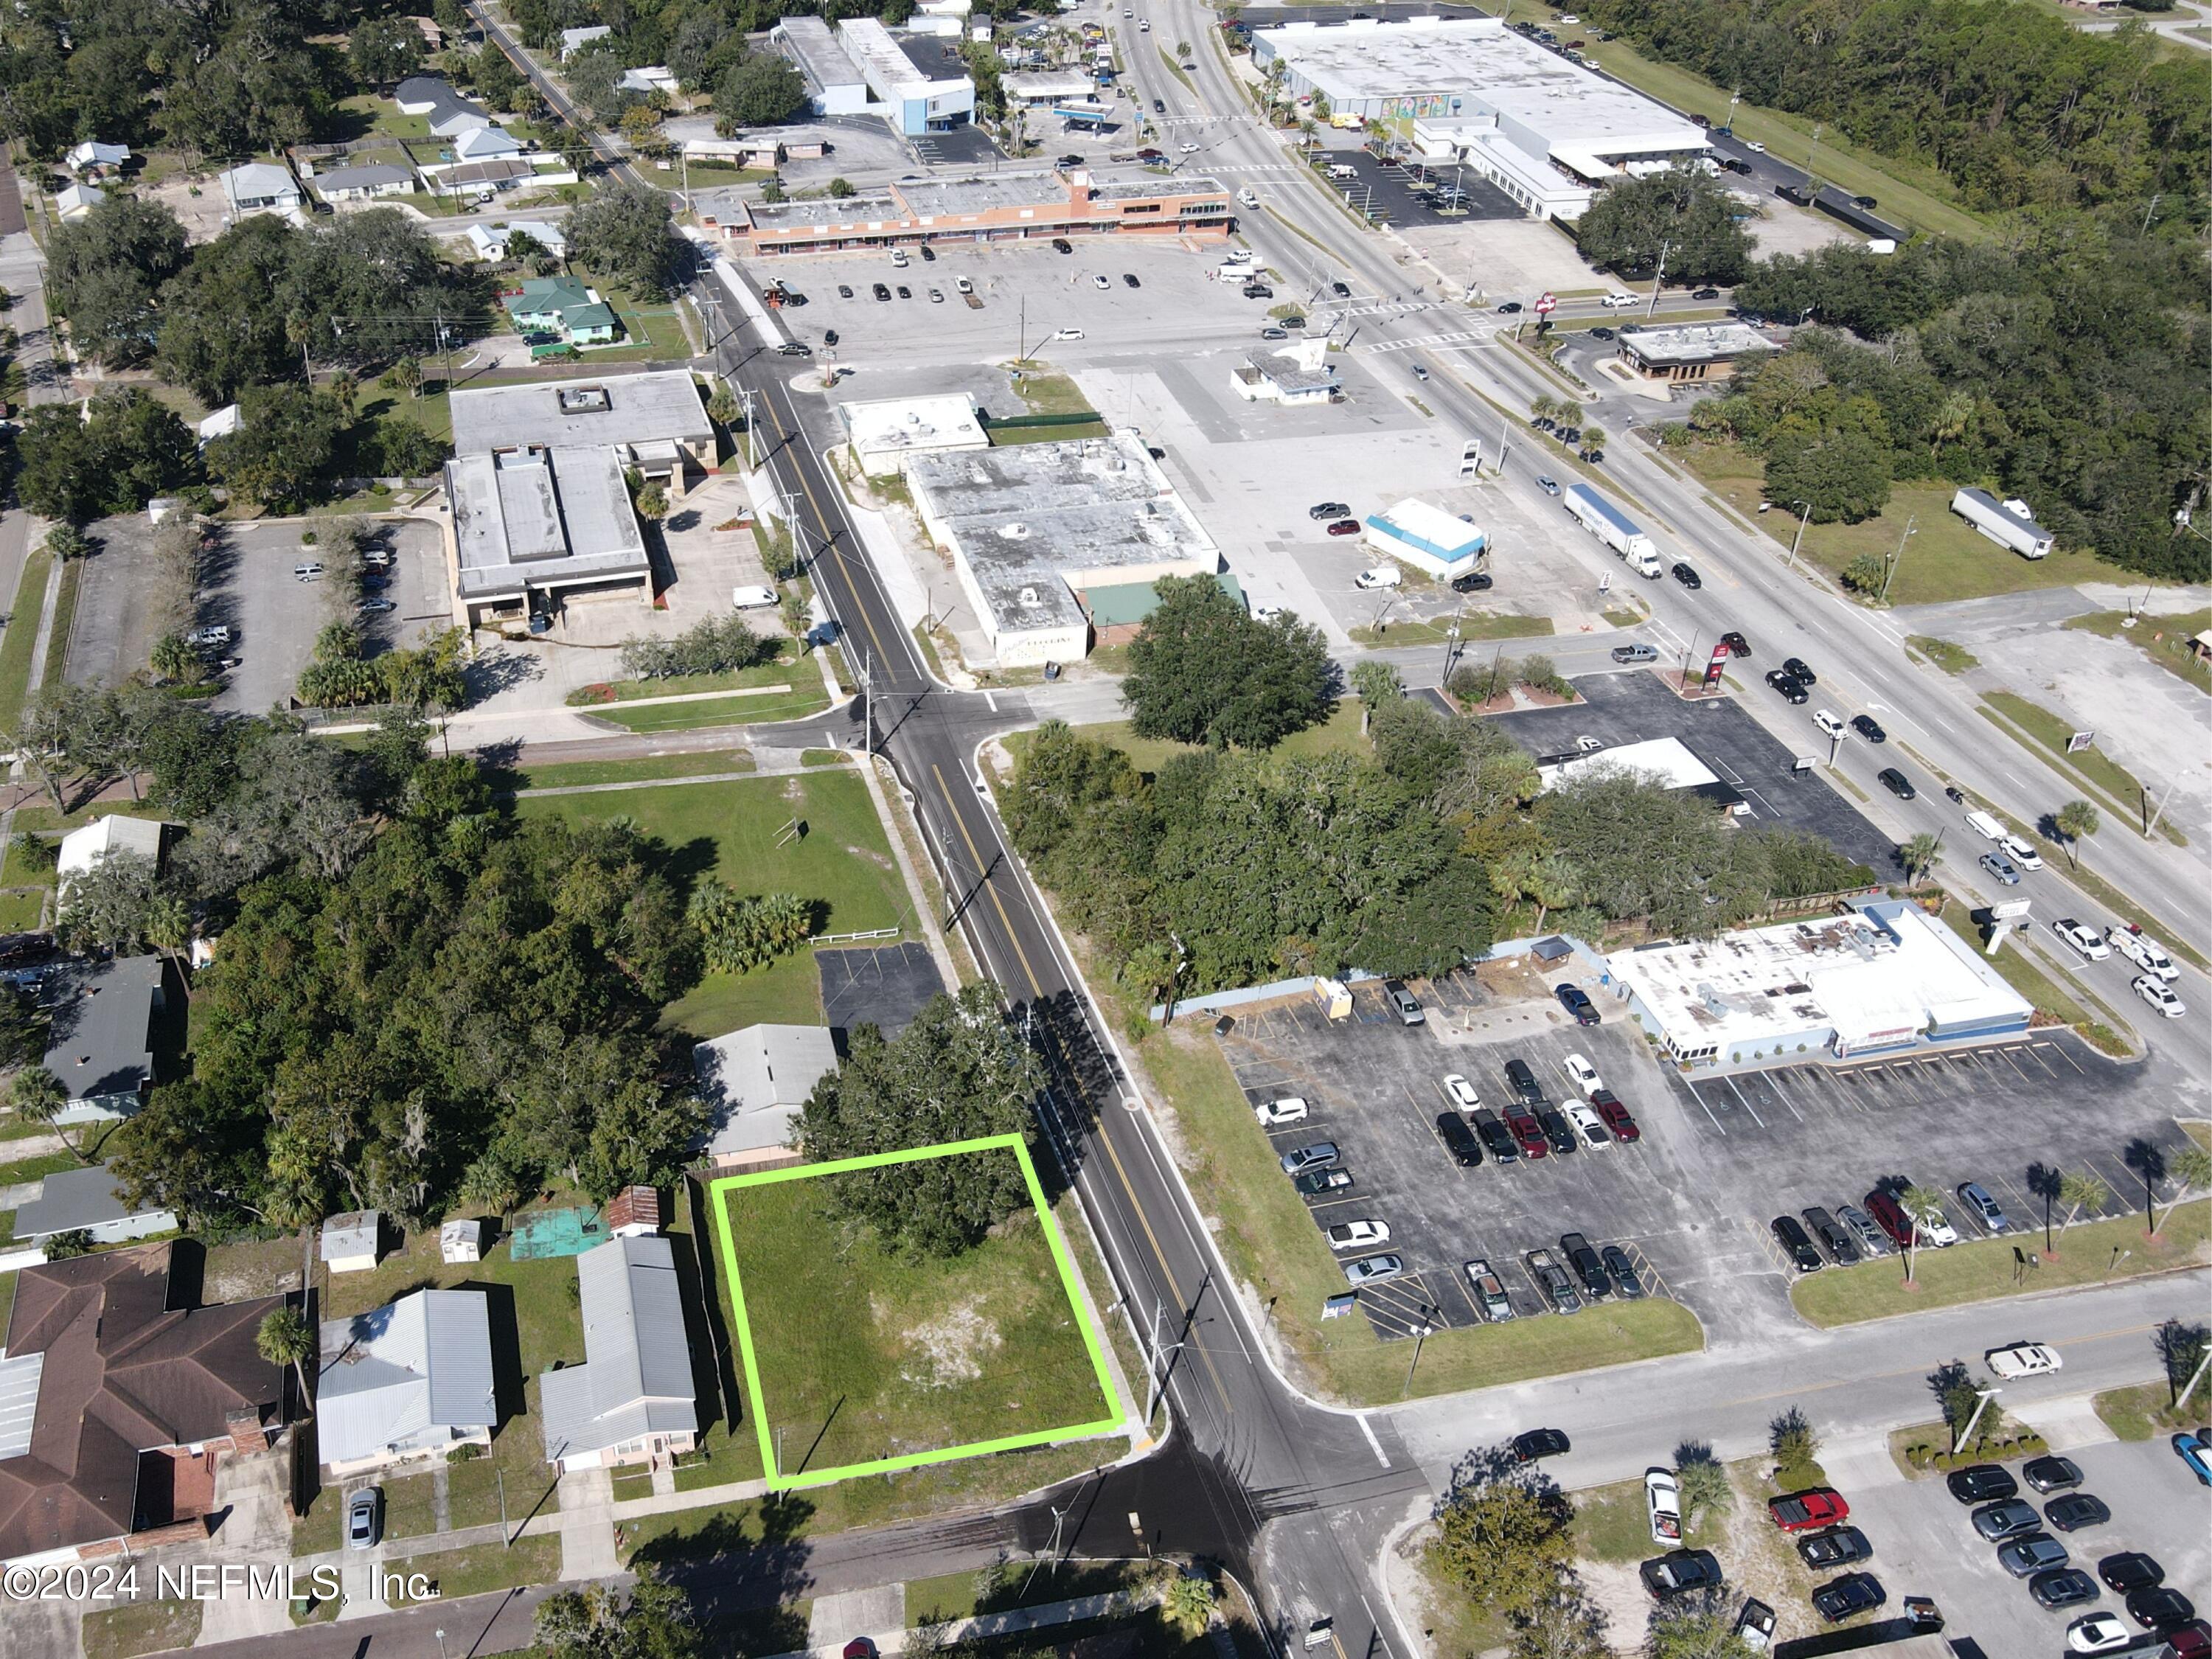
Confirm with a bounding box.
[1354,566,1402,590]
[731,585,778,610]
[1326,164,1357,181]
[1964,809,2006,841]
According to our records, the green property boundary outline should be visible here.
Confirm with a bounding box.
[708,1133,1126,1491]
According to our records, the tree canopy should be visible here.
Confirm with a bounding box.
[1575,167,1750,287]
[1121,575,1336,751]
[565,180,690,299]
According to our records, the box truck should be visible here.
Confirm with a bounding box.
[1563,484,1661,576]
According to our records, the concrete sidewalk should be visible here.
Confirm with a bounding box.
[772,1585,1164,1659]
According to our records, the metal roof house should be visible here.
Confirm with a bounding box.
[465,220,567,262]
[692,1023,839,1166]
[772,17,871,116]
[539,1237,699,1471]
[65,141,130,173]
[41,956,164,1125]
[11,1166,178,1247]
[453,125,524,162]
[218,161,302,220]
[316,1290,498,1475]
[56,815,165,919]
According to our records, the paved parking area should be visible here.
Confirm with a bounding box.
[1834,1436,2212,1658]
[820,941,945,1043]
[908,125,1005,167]
[1490,669,1901,874]
[1318,147,1526,226]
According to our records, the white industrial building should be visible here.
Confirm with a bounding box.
[838,393,990,479]
[1004,72,1100,106]
[1230,336,1341,406]
[1537,736,1747,815]
[1361,498,1487,580]
[774,17,872,115]
[1252,17,1709,221]
[1950,489,2056,559]
[907,435,1221,666]
[1607,900,2034,1070]
[837,17,974,134]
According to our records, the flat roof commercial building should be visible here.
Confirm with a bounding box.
[443,445,651,627]
[1253,17,1708,220]
[838,392,991,479]
[908,434,1222,667]
[696,168,1232,258]
[1361,497,1487,580]
[448,372,714,481]
[1231,336,1342,406]
[1615,321,1778,381]
[1535,735,1747,815]
[837,16,973,133]
[1607,900,2032,1070]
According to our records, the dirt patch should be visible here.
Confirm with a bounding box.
[893,1295,1002,1388]
[141,170,240,244]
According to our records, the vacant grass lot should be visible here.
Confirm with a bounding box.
[2064,608,2212,695]
[0,541,54,730]
[564,660,799,706]
[499,749,756,792]
[1573,1471,1726,1564]
[1906,636,1978,675]
[1684,453,2124,607]
[1137,1021,1702,1405]
[80,1599,201,1659]
[714,1150,1119,1481]
[1790,1200,2209,1327]
[515,771,910,1037]
[586,684,832,734]
[1004,700,1371,778]
[1978,690,2183,844]
[1349,613,1555,648]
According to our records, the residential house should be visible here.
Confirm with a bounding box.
[437,158,537,198]
[52,184,102,222]
[11,1166,178,1248]
[312,161,416,204]
[41,956,164,1124]
[560,23,613,57]
[690,1023,838,1166]
[320,1211,383,1274]
[617,66,680,96]
[64,141,130,173]
[316,1290,498,1475]
[0,1244,288,1566]
[56,814,166,918]
[453,125,524,163]
[196,404,243,445]
[538,1237,698,1472]
[218,162,302,220]
[394,75,491,137]
[501,276,619,346]
[465,220,568,262]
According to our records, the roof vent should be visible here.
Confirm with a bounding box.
[998,522,1030,540]
[1018,586,1040,607]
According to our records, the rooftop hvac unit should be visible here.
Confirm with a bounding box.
[1018,585,1040,607]
[998,522,1030,539]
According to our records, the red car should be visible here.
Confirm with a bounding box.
[1770,1489,1850,1532]
[1326,518,1361,535]
[1505,1107,1548,1159]
[1592,1089,1639,1142]
[1865,1190,1914,1249]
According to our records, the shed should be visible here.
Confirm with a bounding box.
[439,1218,484,1263]
[1531,936,1573,964]
[605,1186,662,1237]
[320,1211,383,1273]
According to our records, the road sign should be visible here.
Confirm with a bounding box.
[2067,729,2096,753]
[1534,291,1557,315]
[1458,439,1482,476]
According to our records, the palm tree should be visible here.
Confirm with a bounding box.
[1579,424,1606,450]
[257,1304,318,1416]
[1899,832,1942,886]
[1490,846,1536,922]
[1557,399,1586,428]
[2171,1146,2212,1203]
[9,1065,83,1162]
[1526,852,1579,931]
[2054,799,2099,868]
[1352,661,1402,731]
[1529,394,1560,427]
[1927,391,1975,461]
[1898,1185,1949,1285]
[2058,1169,2111,1235]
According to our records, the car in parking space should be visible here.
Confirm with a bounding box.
[358,597,394,615]
[1979,850,2023,885]
[1280,1142,1339,1175]
[1443,1073,1481,1110]
[837,285,854,299]
[1536,475,1560,495]
[1243,281,1275,299]
[1472,1107,1519,1164]
[1601,1244,1644,1297]
[293,561,324,580]
[2128,1587,2198,1630]
[918,245,935,262]
[1972,1498,2044,1540]
[1565,1102,1610,1150]
[1646,1467,1683,1544]
[1812,1573,1885,1622]
[186,624,234,648]
[2134,975,2186,1018]
[1255,1097,1310,1125]
[1121,272,1141,288]
[2024,1455,2083,1494]
[1771,1215,1824,1273]
[346,1486,383,1549]
[1309,501,1352,520]
[1555,983,1600,1025]
[2067,1611,2133,1652]
[1051,237,1074,253]
[1463,1259,1514,1320]
[1720,630,1751,657]
[1526,1248,1581,1312]
[1506,1107,1548,1160]
[1783,656,1817,685]
[1837,1203,1888,1257]
[955,276,973,295]
[1878,768,1916,799]
[1769,1489,1849,1532]
[1295,1167,1353,1197]
[1802,1207,1860,1265]
[2034,1571,2104,1612]
[1641,1551,1722,1601]
[1947,1464,2020,1504]
[1798,1526,1873,1570]
[1326,1219,1391,1251]
[2000,834,2044,870]
[1560,1054,1603,1097]
[1536,1103,1576,1155]
[1333,519,1373,538]
[1766,670,1809,704]
[1812,708,1847,741]
[1671,561,1702,588]
[1385,981,1425,1023]
[1987,1342,2062,1379]
[1343,1253,1403,1287]
[1435,1112,1484,1167]
[2045,1495,2111,1533]
[1957,1183,2011,1234]
[896,285,913,299]
[1514,1428,1571,1462]
[1503,1058,1544,1105]
[1562,1232,1610,1298]
[1593,1090,1639,1141]
[1851,714,1887,742]
[1612,643,1659,664]
[1450,571,1494,594]
[873,282,891,300]
[2100,1554,2164,1593]
[2001,1535,2073,1577]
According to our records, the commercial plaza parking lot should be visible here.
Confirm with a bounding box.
[1215,970,2197,1345]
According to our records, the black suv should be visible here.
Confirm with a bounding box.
[1471,1107,1518,1164]
[1560,1231,1611,1299]
[1435,1111,1483,1168]
[1947,1464,2019,1504]
[1771,1214,1824,1273]
[1503,1058,1546,1107]
[1537,1104,1576,1157]
[1803,1206,1860,1265]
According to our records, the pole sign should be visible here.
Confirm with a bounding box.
[2066,729,2096,753]
[1534,291,1557,315]
[1702,641,1732,690]
[1322,1292,1359,1321]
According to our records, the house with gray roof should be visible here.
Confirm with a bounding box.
[41,956,164,1124]
[690,1023,838,1166]
[11,1167,177,1248]
[313,161,416,203]
[218,161,302,220]
[316,1290,498,1475]
[394,75,490,136]
[539,1237,698,1471]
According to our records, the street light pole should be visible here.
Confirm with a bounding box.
[1401,1315,1434,1398]
[1645,240,1669,318]
[1877,514,1917,602]
[1955,1386,2000,1454]
[1786,501,1812,569]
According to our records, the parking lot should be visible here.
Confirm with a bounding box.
[1315,146,1526,227]
[1492,669,1902,874]
[1215,960,2198,1345]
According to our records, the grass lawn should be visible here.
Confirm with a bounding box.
[1350,613,1555,647]
[713,1149,1119,1481]
[1934,906,2090,1028]
[563,659,798,706]
[1906,635,1979,675]
[515,772,910,1040]
[80,1599,202,1659]
[400,1533,562,1601]
[1135,1020,1702,1405]
[0,1149,85,1186]
[585,684,832,733]
[1013,700,1371,777]
[0,887,46,930]
[1572,1471,1727,1564]
[1790,1200,2209,1327]
[1683,453,2126,607]
[2093,1381,2202,1441]
[907,1559,1166,1623]
[5,798,167,835]
[499,749,756,792]
[1979,690,2180,844]
[0,542,54,731]
[997,370,1097,419]
[2064,608,2212,695]
[45,550,83,687]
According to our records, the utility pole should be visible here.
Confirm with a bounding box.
[1954,1386,1999,1454]
[1786,501,1812,569]
[1806,122,1823,184]
[1401,1314,1435,1398]
[1143,1299,1186,1424]
[2144,773,2181,838]
[1725,87,1741,130]
[1878,514,1917,602]
[1495,410,1511,476]
[1644,240,1669,318]
[2177,1340,2212,1413]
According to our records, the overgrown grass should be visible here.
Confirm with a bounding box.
[0,543,55,731]
[1906,636,1979,675]
[2062,608,2212,695]
[396,1534,562,1602]
[1790,1201,2209,1327]
[1979,690,2183,844]
[995,369,1098,420]
[714,1151,1117,1478]
[584,685,832,734]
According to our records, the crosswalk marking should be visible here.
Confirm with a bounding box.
[1361,328,1492,353]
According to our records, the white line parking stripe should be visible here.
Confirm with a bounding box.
[1686,1082,1728,1135]
[1724,1075,1766,1128]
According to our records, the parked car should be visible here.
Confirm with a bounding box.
[2100,1554,2165,1593]
[1514,1428,1571,1462]
[1503,1058,1545,1105]
[2046,1495,2111,1534]
[1671,561,1702,588]
[1646,1467,1683,1545]
[2067,1611,2133,1652]
[1309,501,1352,520]
[2171,1431,2211,1486]
[1435,1111,1483,1167]
[1837,1204,1888,1258]
[873,283,891,300]
[1612,643,1659,664]
[1867,1186,1957,1247]
[837,285,854,299]
[1336,524,1374,543]
[1564,1103,1609,1151]
[1734,1599,1776,1652]
[2034,1571,2103,1612]
[1442,1073,1481,1110]
[1987,1342,2062,1379]
[293,561,324,580]
[186,625,233,647]
[1972,1499,2044,1540]
[358,597,395,614]
[346,1486,383,1550]
[1770,1489,1849,1532]
[1799,1527,1873,1570]
[1946,1464,2020,1504]
[1472,1107,1518,1164]
[1958,1183,2011,1234]
[1255,1097,1310,1125]
[1536,1103,1576,1155]
[1462,1258,1514,1321]
[1326,1219,1389,1251]
[1803,1207,1860,1265]
[2001,1535,2073,1577]
[2128,1587,2198,1630]
[1343,1253,1403,1287]
[1593,1091,1639,1141]
[1051,237,1074,253]
[1561,1054,1603,1097]
[1601,1244,1644,1297]
[1588,326,1615,341]
[1555,983,1599,1025]
[1771,1214,1824,1273]
[955,276,974,295]
[2025,1455,2084,1494]
[1279,1142,1340,1175]
[1878,768,1916,799]
[1526,1248,1580,1312]
[1450,571,1493,594]
[1812,1573,1885,1621]
[1641,1551,1722,1601]
[1766,670,1809,704]
[1562,1231,1610,1298]
[1384,981,1425,1023]
[1295,1167,1353,1196]
[1506,1107,1548,1160]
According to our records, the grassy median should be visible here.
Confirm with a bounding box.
[1790,1201,2210,1328]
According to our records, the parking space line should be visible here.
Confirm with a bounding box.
[1994,1048,2034,1083]
[1723,1075,1766,1128]
[1307,1195,1365,1214]
[1684,1081,1728,1135]
[1747,1215,1793,1275]
[1445,1262,1483,1321]
[1624,1239,1672,1302]
[2037,1040,2084,1074]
